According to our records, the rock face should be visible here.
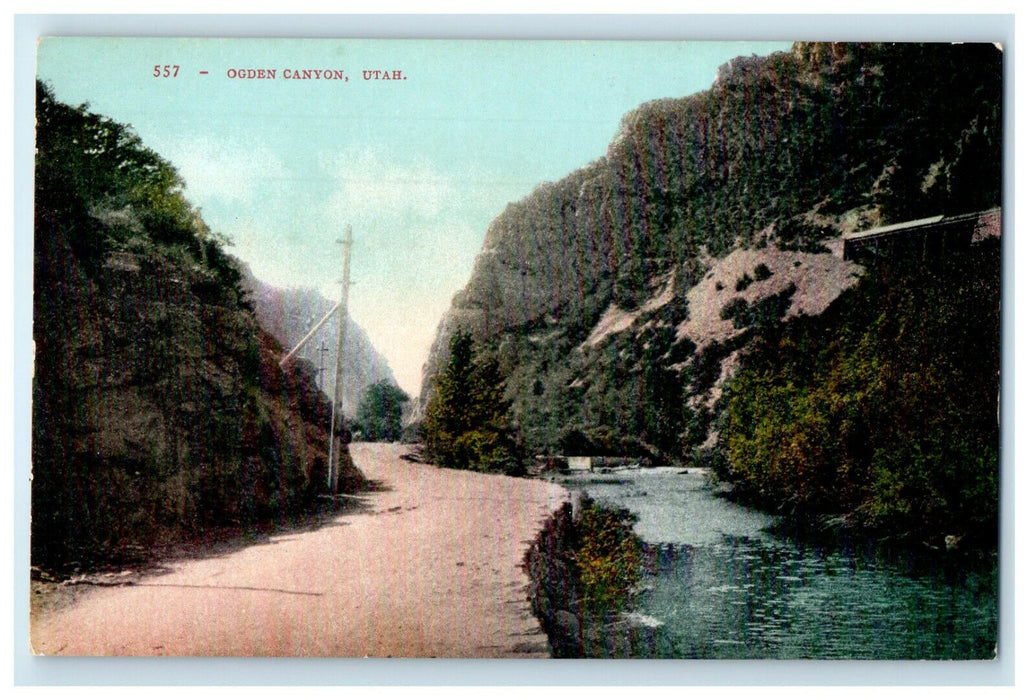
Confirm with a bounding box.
[31,84,363,572]
[419,42,1002,463]
[32,221,364,571]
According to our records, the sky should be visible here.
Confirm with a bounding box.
[36,38,792,397]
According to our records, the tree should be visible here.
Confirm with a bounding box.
[356,380,409,442]
[422,331,521,474]
[719,241,1000,544]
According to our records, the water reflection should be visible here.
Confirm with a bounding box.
[559,469,997,659]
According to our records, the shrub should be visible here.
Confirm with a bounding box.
[573,495,643,614]
[720,243,1001,544]
[720,297,751,326]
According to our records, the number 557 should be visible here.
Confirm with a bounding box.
[153,65,180,77]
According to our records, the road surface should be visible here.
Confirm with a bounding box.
[30,443,568,657]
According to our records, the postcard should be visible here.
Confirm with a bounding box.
[29,35,1003,664]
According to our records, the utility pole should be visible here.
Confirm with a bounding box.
[277,228,353,497]
[317,339,328,390]
[327,227,351,494]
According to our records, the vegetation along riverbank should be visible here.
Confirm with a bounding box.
[525,495,669,658]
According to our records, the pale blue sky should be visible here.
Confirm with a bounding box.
[37,38,792,395]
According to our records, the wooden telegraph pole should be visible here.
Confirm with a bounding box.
[278,227,352,496]
[279,302,340,369]
[327,227,352,494]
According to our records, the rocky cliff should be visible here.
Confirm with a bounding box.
[420,42,1002,464]
[32,83,363,572]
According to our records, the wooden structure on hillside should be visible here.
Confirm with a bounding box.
[843,207,1001,262]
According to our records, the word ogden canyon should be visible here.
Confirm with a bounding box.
[224,68,407,81]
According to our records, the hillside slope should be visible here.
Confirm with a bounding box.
[420,42,1002,464]
[32,83,363,572]
[718,236,1000,543]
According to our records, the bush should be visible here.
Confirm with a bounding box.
[720,286,796,330]
[720,243,1001,544]
[720,297,751,326]
[572,495,643,614]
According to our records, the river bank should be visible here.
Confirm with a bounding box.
[525,467,998,659]
[524,498,670,658]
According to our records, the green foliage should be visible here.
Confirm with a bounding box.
[753,263,773,281]
[356,380,409,442]
[422,331,522,474]
[720,285,796,330]
[719,242,1001,543]
[34,81,248,307]
[558,325,687,462]
[573,496,643,614]
[720,297,751,326]
[688,336,745,395]
[525,498,649,657]
[735,273,754,292]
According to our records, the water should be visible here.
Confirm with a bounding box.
[557,468,998,659]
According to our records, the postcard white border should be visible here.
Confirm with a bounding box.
[11,11,1019,688]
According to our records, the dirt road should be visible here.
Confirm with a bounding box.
[30,443,568,657]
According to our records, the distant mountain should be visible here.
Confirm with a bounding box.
[420,42,1002,466]
[240,272,399,417]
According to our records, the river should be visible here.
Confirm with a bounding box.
[553,467,998,660]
